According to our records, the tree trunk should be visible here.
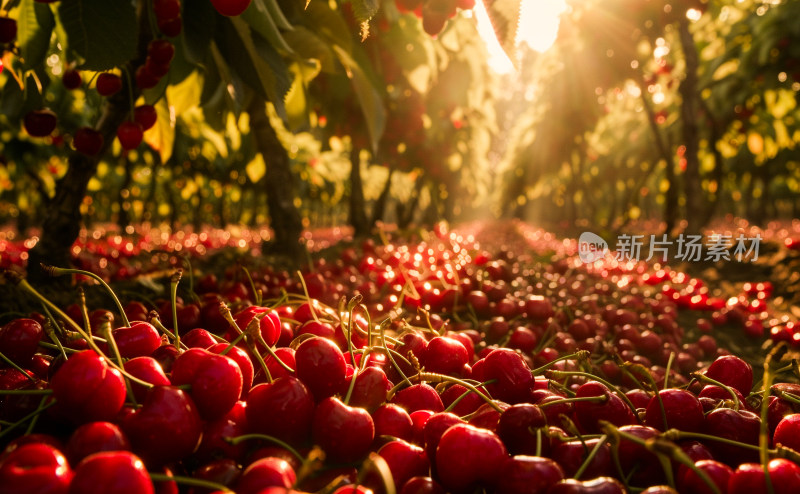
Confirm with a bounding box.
[678,17,703,234]
[247,95,305,262]
[348,147,370,237]
[117,155,133,230]
[371,166,394,225]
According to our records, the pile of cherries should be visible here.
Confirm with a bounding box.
[2,222,800,494]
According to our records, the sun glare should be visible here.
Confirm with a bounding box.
[475,0,568,74]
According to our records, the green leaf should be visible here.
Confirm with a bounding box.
[182,0,217,66]
[16,0,55,69]
[350,0,379,39]
[302,0,352,55]
[332,45,386,153]
[240,0,294,54]
[57,0,138,71]
[283,26,337,74]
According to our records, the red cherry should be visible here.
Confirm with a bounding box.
[645,388,705,432]
[548,477,627,493]
[392,383,444,413]
[147,39,175,65]
[210,0,252,16]
[399,476,445,494]
[207,342,254,399]
[424,336,469,375]
[497,403,547,456]
[23,109,58,137]
[0,318,43,366]
[552,437,614,479]
[246,377,315,446]
[0,442,72,494]
[435,423,508,492]
[0,17,17,44]
[196,401,248,462]
[50,350,126,423]
[728,459,800,494]
[705,407,761,465]
[312,397,375,463]
[157,15,182,37]
[135,65,161,89]
[171,347,243,420]
[62,68,83,89]
[439,383,483,416]
[112,321,161,358]
[153,0,181,20]
[422,412,465,463]
[705,355,753,396]
[573,381,637,433]
[481,348,534,403]
[495,455,565,494]
[373,404,414,442]
[255,347,297,383]
[773,413,800,452]
[346,366,392,412]
[117,121,144,150]
[233,306,281,347]
[123,356,171,402]
[144,57,171,78]
[73,127,104,156]
[677,459,733,494]
[96,73,123,97]
[377,439,429,489]
[236,457,296,494]
[122,386,203,466]
[66,421,131,465]
[134,105,158,130]
[69,451,154,494]
[294,336,346,401]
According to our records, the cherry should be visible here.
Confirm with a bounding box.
[73,127,104,156]
[208,342,254,398]
[66,421,131,465]
[705,355,753,396]
[677,459,733,494]
[69,451,153,494]
[246,377,315,446]
[392,383,444,413]
[196,401,248,462]
[548,477,627,493]
[728,458,800,494]
[62,68,83,89]
[96,72,123,96]
[551,437,614,479]
[153,0,181,20]
[189,459,241,494]
[133,105,158,131]
[705,407,761,465]
[424,336,469,375]
[147,39,175,65]
[573,380,637,433]
[0,317,43,366]
[233,306,281,347]
[255,347,297,383]
[644,388,705,432]
[294,336,346,401]
[435,424,507,492]
[400,476,446,494]
[124,356,171,401]
[236,457,296,494]
[616,425,663,485]
[117,121,144,150]
[497,403,548,455]
[373,403,414,442]
[122,386,203,466]
[171,347,243,420]
[135,65,161,89]
[467,400,509,431]
[312,397,375,463]
[481,348,534,403]
[439,383,483,416]
[112,321,161,358]
[377,439,429,489]
[0,17,17,44]
[495,455,565,494]
[157,15,182,37]
[50,350,126,423]
[346,366,392,412]
[0,442,72,494]
[23,109,58,138]
[773,413,800,452]
[422,412,465,464]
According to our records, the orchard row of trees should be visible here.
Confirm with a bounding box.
[503,0,800,233]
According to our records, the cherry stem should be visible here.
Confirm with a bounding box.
[625,362,668,428]
[664,429,767,453]
[98,318,137,405]
[0,388,53,395]
[77,287,92,336]
[42,264,131,328]
[663,351,675,390]
[0,351,36,382]
[538,394,608,408]
[169,269,182,350]
[572,433,608,479]
[148,472,233,492]
[225,434,304,463]
[531,350,590,375]
[296,270,321,323]
[760,345,782,494]
[391,372,502,412]
[25,395,48,435]
[544,370,638,416]
[443,379,497,414]
[240,265,262,306]
[381,319,413,388]
[691,372,740,411]
[149,312,188,350]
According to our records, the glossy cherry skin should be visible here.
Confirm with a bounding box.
[377,439,430,489]
[170,347,243,420]
[207,342,254,399]
[122,386,203,466]
[573,380,637,433]
[400,476,446,494]
[188,459,242,494]
[728,459,800,494]
[0,318,43,366]
[112,321,161,358]
[705,355,753,396]
[246,377,315,446]
[0,443,72,494]
[392,383,444,413]
[773,413,800,452]
[495,455,565,494]
[232,306,281,347]
[552,438,614,479]
[66,421,131,465]
[497,403,548,456]
[616,425,663,485]
[182,328,218,348]
[481,348,534,404]
[196,401,248,462]
[644,388,705,432]
[124,356,171,402]
[547,477,627,494]
[236,457,296,494]
[346,366,392,412]
[435,423,508,493]
[422,412,465,464]
[677,459,733,494]
[68,451,153,494]
[295,337,347,401]
[439,383,483,416]
[312,397,375,463]
[255,347,297,384]
[424,336,469,375]
[705,408,760,465]
[50,350,126,424]
[373,404,414,442]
